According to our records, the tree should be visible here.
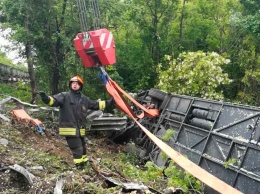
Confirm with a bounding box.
[223,0,260,104]
[0,0,83,96]
[0,0,39,103]
[107,0,179,92]
[238,70,260,106]
[156,51,232,100]
[0,51,13,66]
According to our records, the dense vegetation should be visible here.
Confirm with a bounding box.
[0,0,259,106]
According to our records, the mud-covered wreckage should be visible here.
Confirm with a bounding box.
[1,88,260,193]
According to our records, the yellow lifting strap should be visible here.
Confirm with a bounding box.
[133,118,243,194]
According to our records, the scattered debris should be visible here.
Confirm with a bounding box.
[0,96,37,108]
[10,109,45,135]
[103,176,149,192]
[164,187,185,194]
[9,164,35,185]
[89,115,128,131]
[0,114,10,122]
[28,166,44,171]
[0,138,8,146]
[0,95,128,133]
[54,175,66,194]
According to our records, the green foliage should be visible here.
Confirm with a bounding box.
[122,162,146,179]
[224,158,237,169]
[115,0,179,92]
[0,82,31,102]
[239,0,260,36]
[237,70,260,106]
[0,51,13,65]
[116,35,153,92]
[161,129,176,142]
[156,51,232,100]
[0,0,259,106]
[164,161,204,193]
[121,159,203,193]
[144,161,165,181]
[159,152,169,162]
[115,151,140,165]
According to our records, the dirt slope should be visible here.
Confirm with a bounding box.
[0,108,202,194]
[0,120,136,194]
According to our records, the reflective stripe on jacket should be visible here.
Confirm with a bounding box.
[48,91,108,137]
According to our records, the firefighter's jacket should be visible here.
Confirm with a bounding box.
[48,90,110,137]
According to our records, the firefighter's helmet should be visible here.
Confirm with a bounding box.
[69,75,84,90]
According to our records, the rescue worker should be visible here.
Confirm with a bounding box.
[39,75,114,169]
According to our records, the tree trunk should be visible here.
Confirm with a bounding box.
[178,0,186,51]
[51,0,67,95]
[25,44,37,104]
[25,13,36,104]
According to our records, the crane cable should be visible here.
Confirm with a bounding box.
[89,0,102,30]
[76,0,89,40]
[76,0,102,41]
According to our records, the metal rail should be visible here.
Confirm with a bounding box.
[0,63,29,82]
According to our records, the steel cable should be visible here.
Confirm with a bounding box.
[76,0,89,39]
[90,0,102,30]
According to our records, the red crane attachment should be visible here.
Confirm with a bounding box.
[74,28,116,68]
[74,0,116,68]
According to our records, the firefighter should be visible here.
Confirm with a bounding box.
[39,75,114,169]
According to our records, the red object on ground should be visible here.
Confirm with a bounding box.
[10,109,42,126]
[74,28,116,68]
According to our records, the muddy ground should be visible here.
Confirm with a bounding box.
[0,119,148,194]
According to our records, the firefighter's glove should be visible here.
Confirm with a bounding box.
[106,98,115,106]
[98,71,108,84]
[39,91,50,104]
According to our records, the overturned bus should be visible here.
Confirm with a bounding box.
[111,88,260,194]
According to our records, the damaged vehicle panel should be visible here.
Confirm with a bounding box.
[86,110,128,131]
[113,88,260,194]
